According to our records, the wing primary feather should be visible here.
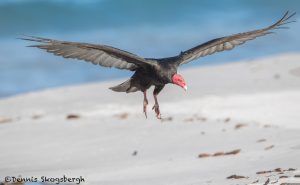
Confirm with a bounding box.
[173,11,296,66]
[21,35,157,70]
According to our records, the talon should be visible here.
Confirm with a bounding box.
[152,104,161,119]
[143,108,147,118]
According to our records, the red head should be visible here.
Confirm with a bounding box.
[172,74,187,91]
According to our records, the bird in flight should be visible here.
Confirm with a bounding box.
[22,11,295,119]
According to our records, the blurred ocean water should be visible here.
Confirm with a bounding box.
[0,0,299,97]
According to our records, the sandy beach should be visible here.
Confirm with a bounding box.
[1,53,300,185]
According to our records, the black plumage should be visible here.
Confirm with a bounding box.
[22,11,296,119]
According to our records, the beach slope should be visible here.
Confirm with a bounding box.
[1,53,300,185]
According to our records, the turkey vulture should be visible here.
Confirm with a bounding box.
[22,11,295,119]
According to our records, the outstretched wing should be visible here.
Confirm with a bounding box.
[21,36,155,71]
[173,11,296,66]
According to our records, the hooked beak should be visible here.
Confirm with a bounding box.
[183,85,188,91]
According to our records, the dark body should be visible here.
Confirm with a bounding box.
[110,58,177,94]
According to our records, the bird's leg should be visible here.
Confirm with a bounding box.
[143,91,148,118]
[152,85,164,119]
[152,93,161,119]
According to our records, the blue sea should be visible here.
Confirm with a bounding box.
[1,0,300,98]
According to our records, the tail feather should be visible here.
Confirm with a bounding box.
[109,78,139,93]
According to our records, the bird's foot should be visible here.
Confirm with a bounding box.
[143,99,148,118]
[152,103,161,119]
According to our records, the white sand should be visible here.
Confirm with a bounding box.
[1,53,300,185]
